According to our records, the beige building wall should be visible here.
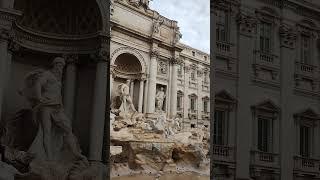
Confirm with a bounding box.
[110,0,210,131]
[213,0,320,179]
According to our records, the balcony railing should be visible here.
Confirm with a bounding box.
[294,156,320,175]
[212,145,235,163]
[188,109,197,119]
[254,51,278,67]
[251,150,279,168]
[201,111,210,119]
[295,62,316,78]
[216,41,231,53]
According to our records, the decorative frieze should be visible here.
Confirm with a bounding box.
[157,60,168,75]
[237,12,257,36]
[150,49,159,58]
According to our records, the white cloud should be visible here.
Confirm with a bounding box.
[150,0,210,53]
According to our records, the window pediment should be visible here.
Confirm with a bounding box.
[215,90,236,104]
[294,108,320,121]
[251,100,280,116]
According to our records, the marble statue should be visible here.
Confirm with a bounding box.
[155,87,165,111]
[0,57,111,180]
[153,17,163,34]
[19,57,86,162]
[118,83,136,114]
[173,27,182,44]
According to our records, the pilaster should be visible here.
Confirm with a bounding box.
[279,23,297,180]
[235,11,257,179]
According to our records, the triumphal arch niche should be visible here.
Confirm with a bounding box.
[0,0,110,179]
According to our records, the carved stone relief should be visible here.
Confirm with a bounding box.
[157,60,168,75]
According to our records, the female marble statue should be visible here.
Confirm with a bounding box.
[118,83,136,115]
[155,87,165,111]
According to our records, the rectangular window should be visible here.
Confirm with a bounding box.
[216,10,228,42]
[301,35,311,65]
[260,22,272,53]
[300,126,310,157]
[204,72,208,83]
[190,98,195,111]
[177,64,182,75]
[203,100,208,113]
[214,110,225,145]
[258,118,272,152]
[177,96,182,109]
[191,71,195,80]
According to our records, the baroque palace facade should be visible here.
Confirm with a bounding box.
[212,0,320,180]
[110,0,210,130]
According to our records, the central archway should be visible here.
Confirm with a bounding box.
[112,53,144,110]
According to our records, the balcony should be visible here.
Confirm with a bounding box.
[188,109,197,119]
[212,145,235,163]
[216,41,233,57]
[202,81,209,91]
[253,51,279,69]
[250,151,280,168]
[201,111,210,119]
[295,62,316,79]
[294,156,320,176]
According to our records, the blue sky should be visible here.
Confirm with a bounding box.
[150,0,210,54]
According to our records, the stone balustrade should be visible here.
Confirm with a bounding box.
[295,62,316,78]
[212,145,235,163]
[294,156,320,175]
[250,150,280,168]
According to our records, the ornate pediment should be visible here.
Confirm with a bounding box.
[215,90,236,104]
[251,100,280,113]
[294,108,320,121]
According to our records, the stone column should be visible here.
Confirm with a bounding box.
[0,29,11,121]
[235,12,257,179]
[89,51,108,162]
[63,54,78,124]
[130,80,134,98]
[279,23,297,180]
[138,79,144,113]
[110,65,116,98]
[146,49,158,115]
[1,0,14,8]
[169,57,179,118]
[143,79,148,113]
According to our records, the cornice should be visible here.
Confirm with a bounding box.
[12,23,101,54]
[111,21,178,51]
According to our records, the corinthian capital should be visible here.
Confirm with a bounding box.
[236,12,257,36]
[279,24,297,49]
[150,49,159,58]
[170,57,183,65]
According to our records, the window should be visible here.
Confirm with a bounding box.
[192,51,195,56]
[214,110,225,145]
[301,35,311,65]
[260,22,272,53]
[177,91,183,110]
[203,99,209,113]
[191,71,196,80]
[191,124,196,128]
[204,56,207,61]
[190,98,196,111]
[258,118,272,152]
[216,9,228,42]
[177,64,182,75]
[300,126,310,157]
[204,72,209,83]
